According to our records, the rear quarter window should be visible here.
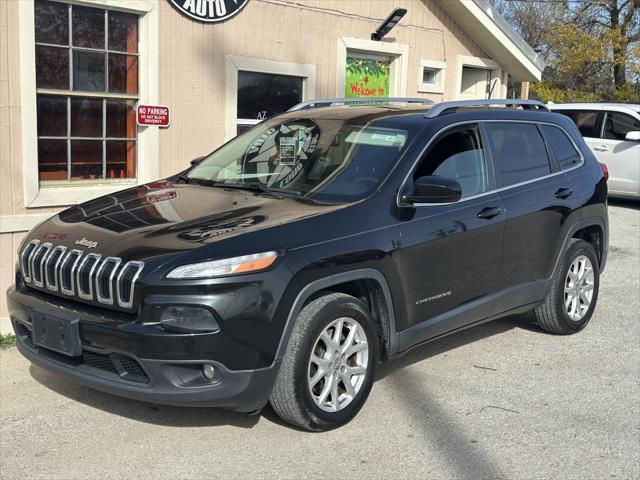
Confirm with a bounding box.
[540,124,582,170]
[485,122,551,188]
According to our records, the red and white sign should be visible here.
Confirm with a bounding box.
[137,104,170,127]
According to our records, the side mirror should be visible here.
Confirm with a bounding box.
[402,176,462,204]
[190,155,207,166]
[625,131,640,142]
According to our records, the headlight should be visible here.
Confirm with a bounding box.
[166,251,279,279]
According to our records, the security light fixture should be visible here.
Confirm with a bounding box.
[371,8,407,41]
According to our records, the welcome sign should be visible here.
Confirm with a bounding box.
[169,0,250,23]
[345,56,391,98]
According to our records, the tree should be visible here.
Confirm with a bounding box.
[491,0,640,102]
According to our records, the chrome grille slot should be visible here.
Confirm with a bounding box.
[31,242,52,287]
[45,246,67,291]
[20,241,143,310]
[60,250,83,296]
[116,262,144,309]
[21,240,40,283]
[76,253,102,300]
[96,257,121,305]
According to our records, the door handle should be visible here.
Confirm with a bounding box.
[477,207,503,219]
[593,145,608,152]
[555,187,573,199]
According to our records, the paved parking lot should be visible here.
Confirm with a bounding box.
[1,202,638,480]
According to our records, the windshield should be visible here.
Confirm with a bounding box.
[187,115,421,202]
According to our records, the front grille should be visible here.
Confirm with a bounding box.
[118,355,148,380]
[82,351,118,374]
[81,351,149,383]
[20,240,144,310]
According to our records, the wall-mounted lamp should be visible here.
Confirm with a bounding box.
[371,8,407,41]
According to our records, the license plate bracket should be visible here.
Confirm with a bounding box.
[31,311,81,357]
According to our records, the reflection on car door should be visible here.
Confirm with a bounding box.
[593,111,640,197]
[395,124,506,349]
[484,122,579,313]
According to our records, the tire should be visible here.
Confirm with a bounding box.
[269,292,378,431]
[531,239,600,335]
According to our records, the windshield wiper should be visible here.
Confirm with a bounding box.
[176,173,195,184]
[212,182,303,198]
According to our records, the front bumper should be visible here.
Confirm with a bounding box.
[7,286,280,413]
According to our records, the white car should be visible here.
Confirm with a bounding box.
[548,103,640,199]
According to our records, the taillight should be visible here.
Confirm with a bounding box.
[601,163,609,181]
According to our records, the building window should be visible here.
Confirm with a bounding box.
[236,71,303,135]
[34,0,138,184]
[422,68,436,86]
[417,60,445,94]
[344,54,391,98]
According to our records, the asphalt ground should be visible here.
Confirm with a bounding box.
[1,201,639,480]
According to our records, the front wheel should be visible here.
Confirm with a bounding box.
[531,239,600,334]
[269,293,378,431]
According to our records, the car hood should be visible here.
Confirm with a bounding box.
[30,181,346,262]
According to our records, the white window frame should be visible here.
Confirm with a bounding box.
[417,59,446,94]
[19,0,160,208]
[455,55,503,100]
[337,37,409,98]
[224,56,316,141]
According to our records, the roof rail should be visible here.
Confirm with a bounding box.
[288,97,434,112]
[424,99,549,118]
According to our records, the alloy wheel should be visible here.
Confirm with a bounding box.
[307,317,369,413]
[564,255,595,321]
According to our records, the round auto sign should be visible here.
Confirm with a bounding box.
[169,0,249,23]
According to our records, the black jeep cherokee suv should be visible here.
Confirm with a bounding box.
[7,98,608,431]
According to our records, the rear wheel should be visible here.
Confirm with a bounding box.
[269,292,378,431]
[531,239,600,334]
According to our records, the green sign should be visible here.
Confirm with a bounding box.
[345,56,390,98]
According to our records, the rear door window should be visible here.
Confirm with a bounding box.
[540,125,581,170]
[601,111,640,140]
[556,110,600,138]
[485,122,551,188]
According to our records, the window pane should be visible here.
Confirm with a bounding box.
[603,112,640,140]
[108,11,138,53]
[106,100,136,138]
[35,0,69,45]
[422,68,435,85]
[73,50,105,91]
[38,139,68,181]
[345,56,391,98]
[36,46,69,89]
[237,124,254,136]
[237,72,302,119]
[108,54,138,94]
[414,127,487,197]
[541,125,581,170]
[72,5,105,49]
[485,123,551,188]
[37,96,67,136]
[71,98,102,137]
[558,110,600,138]
[106,141,136,179]
[71,140,103,179]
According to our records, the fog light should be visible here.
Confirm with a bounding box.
[159,306,220,333]
[202,364,216,380]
